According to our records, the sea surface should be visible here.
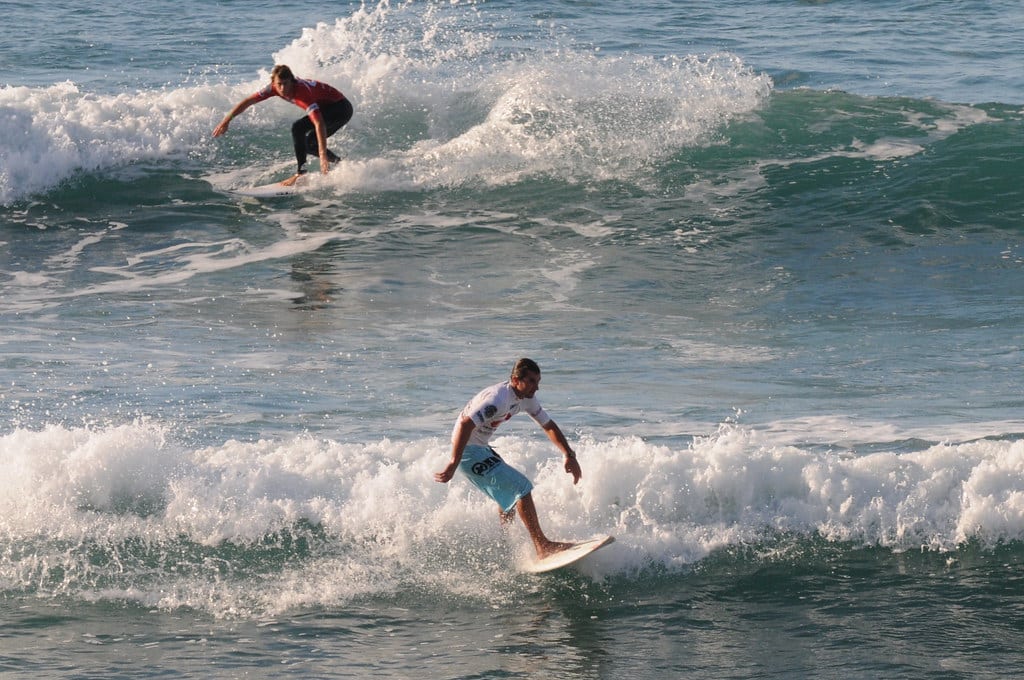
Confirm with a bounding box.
[2,1,1024,677]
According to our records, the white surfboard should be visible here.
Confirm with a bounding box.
[521,535,615,574]
[233,174,308,198]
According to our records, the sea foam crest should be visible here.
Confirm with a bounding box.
[263,3,771,191]
[0,81,226,205]
[4,420,1024,615]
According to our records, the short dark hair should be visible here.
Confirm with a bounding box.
[271,64,295,82]
[511,357,540,380]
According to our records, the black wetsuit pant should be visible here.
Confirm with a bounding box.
[292,98,353,172]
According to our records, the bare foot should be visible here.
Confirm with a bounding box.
[280,173,303,187]
[537,541,575,560]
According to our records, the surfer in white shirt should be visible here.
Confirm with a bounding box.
[434,358,582,559]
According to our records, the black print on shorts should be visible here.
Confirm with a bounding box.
[471,455,502,476]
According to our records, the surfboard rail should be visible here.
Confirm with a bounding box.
[232,173,309,198]
[521,535,615,574]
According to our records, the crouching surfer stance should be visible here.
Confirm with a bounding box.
[213,64,353,185]
[434,358,582,559]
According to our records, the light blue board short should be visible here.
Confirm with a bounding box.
[458,444,533,513]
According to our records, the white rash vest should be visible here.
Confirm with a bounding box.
[454,380,551,447]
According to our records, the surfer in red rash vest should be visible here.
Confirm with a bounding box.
[213,64,353,186]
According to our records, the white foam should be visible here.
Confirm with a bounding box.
[0,80,234,205]
[41,231,344,299]
[4,420,1024,615]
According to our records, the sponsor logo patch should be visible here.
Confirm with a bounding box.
[471,455,502,476]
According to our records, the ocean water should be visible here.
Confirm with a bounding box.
[2,0,1024,677]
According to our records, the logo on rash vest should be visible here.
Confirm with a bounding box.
[471,454,503,476]
[490,413,515,428]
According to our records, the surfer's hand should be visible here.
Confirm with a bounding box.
[434,462,459,484]
[320,152,330,174]
[212,118,230,137]
[564,455,581,484]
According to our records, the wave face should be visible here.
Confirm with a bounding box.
[1,7,773,204]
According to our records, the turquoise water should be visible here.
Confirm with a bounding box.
[2,1,1024,677]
